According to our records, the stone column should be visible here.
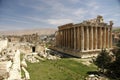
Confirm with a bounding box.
[95,27,98,49]
[62,30,64,47]
[81,26,84,51]
[110,27,112,48]
[77,26,80,50]
[71,28,74,49]
[90,27,93,50]
[67,29,69,48]
[58,31,60,47]
[74,27,77,50]
[63,30,65,47]
[59,31,61,47]
[86,26,89,50]
[107,27,110,49]
[61,30,63,47]
[65,29,68,48]
[65,29,67,48]
[56,31,59,47]
[104,27,106,48]
[69,28,71,49]
[68,29,70,48]
[77,27,80,50]
[100,27,102,49]
[64,30,66,47]
[106,28,109,48]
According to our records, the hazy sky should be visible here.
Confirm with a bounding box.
[0,0,120,31]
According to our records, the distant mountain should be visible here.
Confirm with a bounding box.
[113,26,120,30]
[0,28,57,35]
[0,26,120,36]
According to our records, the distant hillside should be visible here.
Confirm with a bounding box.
[113,26,120,29]
[0,28,57,36]
[0,26,119,36]
[113,26,120,32]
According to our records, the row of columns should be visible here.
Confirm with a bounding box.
[56,26,112,51]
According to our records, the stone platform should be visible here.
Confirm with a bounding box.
[50,46,112,58]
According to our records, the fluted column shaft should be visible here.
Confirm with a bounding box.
[86,26,89,50]
[90,27,93,50]
[71,28,74,49]
[74,27,77,50]
[78,27,81,50]
[65,29,68,48]
[76,27,79,50]
[110,27,112,48]
[68,29,70,48]
[107,28,109,48]
[60,31,62,47]
[100,27,102,49]
[56,31,59,46]
[95,27,98,49]
[62,30,64,47]
[104,27,106,48]
[108,28,109,48]
[61,30,63,47]
[63,30,65,47]
[81,26,84,51]
[69,29,71,48]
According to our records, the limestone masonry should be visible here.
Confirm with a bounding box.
[54,15,113,58]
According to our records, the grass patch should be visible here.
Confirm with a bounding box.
[27,58,97,80]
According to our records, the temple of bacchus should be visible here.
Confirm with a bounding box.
[54,15,113,58]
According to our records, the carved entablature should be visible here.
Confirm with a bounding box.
[96,15,104,23]
[58,23,73,30]
[81,16,104,26]
[80,15,113,27]
[97,23,107,27]
[58,15,113,30]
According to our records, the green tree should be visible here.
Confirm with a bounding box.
[94,49,112,73]
[116,40,120,47]
[109,40,120,78]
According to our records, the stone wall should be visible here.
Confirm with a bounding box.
[0,49,21,80]
[0,39,8,52]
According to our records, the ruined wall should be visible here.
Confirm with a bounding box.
[35,45,45,52]
[0,40,8,52]
[7,33,40,44]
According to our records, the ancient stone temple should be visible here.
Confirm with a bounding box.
[54,15,113,58]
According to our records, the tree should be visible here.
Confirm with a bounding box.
[109,40,120,78]
[116,40,120,47]
[94,49,112,73]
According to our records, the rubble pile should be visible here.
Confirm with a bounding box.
[24,53,40,63]
[0,49,21,80]
[24,49,61,63]
[85,74,108,80]
[38,51,61,60]
[38,48,61,60]
[21,58,30,80]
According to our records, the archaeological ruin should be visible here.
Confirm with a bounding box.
[0,34,60,79]
[53,15,113,58]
